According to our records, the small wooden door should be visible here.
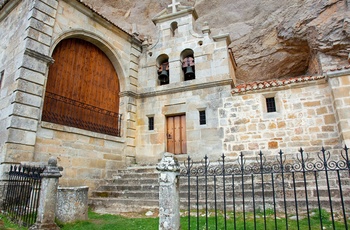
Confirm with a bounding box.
[167,115,187,154]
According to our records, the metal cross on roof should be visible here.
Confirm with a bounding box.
[168,0,180,13]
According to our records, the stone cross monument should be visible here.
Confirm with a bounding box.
[168,0,180,13]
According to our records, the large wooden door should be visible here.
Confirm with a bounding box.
[167,115,186,154]
[42,38,121,136]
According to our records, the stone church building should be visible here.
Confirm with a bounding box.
[0,0,349,195]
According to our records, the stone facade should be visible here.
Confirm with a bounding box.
[136,6,235,163]
[0,0,349,196]
[220,77,342,158]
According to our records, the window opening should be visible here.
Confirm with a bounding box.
[148,117,154,131]
[181,49,195,81]
[199,110,206,125]
[266,97,276,113]
[170,21,178,37]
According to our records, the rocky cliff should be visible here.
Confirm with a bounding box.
[83,0,350,83]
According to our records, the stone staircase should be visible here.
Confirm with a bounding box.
[89,166,160,214]
[89,165,350,215]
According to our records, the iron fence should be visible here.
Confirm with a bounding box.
[2,164,45,227]
[180,146,350,230]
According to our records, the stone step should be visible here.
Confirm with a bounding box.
[92,190,159,199]
[90,195,350,214]
[89,197,159,213]
[116,166,158,174]
[95,184,158,191]
[179,197,350,213]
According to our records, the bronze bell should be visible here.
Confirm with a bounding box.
[182,56,195,80]
[184,65,195,79]
[158,62,169,84]
[158,70,169,83]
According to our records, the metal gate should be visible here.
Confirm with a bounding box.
[3,164,44,227]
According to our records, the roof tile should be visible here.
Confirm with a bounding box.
[232,75,325,94]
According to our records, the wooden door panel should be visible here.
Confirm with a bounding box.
[42,38,120,136]
[174,116,181,154]
[167,117,175,153]
[167,115,186,154]
[181,115,187,153]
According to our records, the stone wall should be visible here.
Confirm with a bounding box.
[0,0,30,161]
[136,84,232,163]
[0,0,58,166]
[0,0,141,191]
[220,79,341,157]
[35,123,126,193]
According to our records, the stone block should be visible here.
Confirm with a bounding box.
[27,28,52,46]
[12,103,40,119]
[324,114,336,125]
[34,0,58,17]
[7,128,36,145]
[337,107,350,120]
[31,8,55,26]
[77,168,102,179]
[89,159,106,169]
[13,91,42,107]
[21,54,47,74]
[9,116,38,131]
[332,86,350,98]
[103,153,122,161]
[29,17,54,36]
[303,101,321,107]
[316,107,328,115]
[17,79,43,97]
[309,126,320,133]
[268,141,279,149]
[3,143,35,161]
[18,68,45,85]
[56,186,88,223]
[322,126,335,132]
[25,37,50,55]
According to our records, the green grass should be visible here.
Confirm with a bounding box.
[59,211,158,230]
[0,209,346,230]
[0,215,27,230]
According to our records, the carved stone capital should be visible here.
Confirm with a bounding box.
[156,152,180,172]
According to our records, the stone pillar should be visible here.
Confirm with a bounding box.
[156,152,180,230]
[30,157,62,230]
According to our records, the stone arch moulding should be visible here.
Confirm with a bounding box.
[180,48,194,62]
[50,30,128,92]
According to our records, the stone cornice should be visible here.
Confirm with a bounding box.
[120,79,233,99]
[25,48,55,64]
[326,66,350,78]
[119,91,138,98]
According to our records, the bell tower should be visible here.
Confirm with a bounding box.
[136,0,237,163]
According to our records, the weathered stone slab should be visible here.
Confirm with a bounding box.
[56,186,89,223]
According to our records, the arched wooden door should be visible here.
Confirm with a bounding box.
[42,38,121,136]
